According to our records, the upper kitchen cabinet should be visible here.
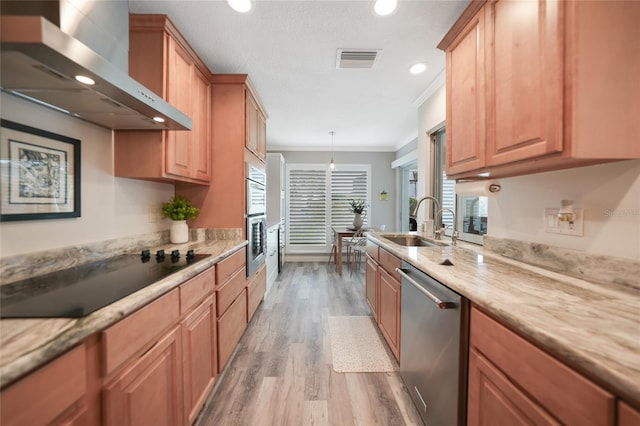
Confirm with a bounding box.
[439,0,640,179]
[114,14,211,185]
[245,86,268,161]
[177,74,268,232]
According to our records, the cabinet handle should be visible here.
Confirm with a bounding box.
[395,268,454,310]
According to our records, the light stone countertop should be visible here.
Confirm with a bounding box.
[367,233,640,406]
[0,238,246,388]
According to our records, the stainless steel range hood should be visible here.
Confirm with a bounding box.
[0,15,192,131]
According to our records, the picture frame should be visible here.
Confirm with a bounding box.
[0,119,81,221]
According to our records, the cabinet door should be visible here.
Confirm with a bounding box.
[378,267,400,360]
[182,296,216,425]
[618,401,640,426]
[217,289,248,372]
[485,0,563,166]
[245,91,259,155]
[103,326,183,426]
[365,255,378,321]
[166,36,193,178]
[468,348,560,426]
[191,67,211,182]
[257,110,267,160]
[446,6,486,175]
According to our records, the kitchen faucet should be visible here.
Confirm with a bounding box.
[436,208,459,245]
[412,196,440,236]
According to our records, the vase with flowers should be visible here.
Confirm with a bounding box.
[349,199,367,229]
[162,195,199,243]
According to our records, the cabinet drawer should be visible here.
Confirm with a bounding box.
[378,248,401,281]
[247,264,266,322]
[216,266,247,317]
[217,288,248,372]
[102,289,180,376]
[0,344,86,426]
[180,266,215,315]
[216,248,245,285]
[470,306,615,425]
[366,240,379,261]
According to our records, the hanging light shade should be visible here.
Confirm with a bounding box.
[329,131,335,169]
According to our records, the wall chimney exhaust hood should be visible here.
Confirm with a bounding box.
[0,15,192,131]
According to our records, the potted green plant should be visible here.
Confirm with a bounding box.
[349,199,367,229]
[162,195,199,243]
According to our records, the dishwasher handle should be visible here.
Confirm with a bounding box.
[396,268,456,310]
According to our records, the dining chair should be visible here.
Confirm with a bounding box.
[327,226,338,268]
[345,228,367,275]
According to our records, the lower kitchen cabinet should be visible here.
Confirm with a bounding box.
[217,288,248,371]
[365,255,378,321]
[0,344,89,426]
[364,245,401,361]
[247,263,267,323]
[618,401,640,426]
[468,305,615,426]
[181,295,217,425]
[378,267,401,360]
[103,325,183,426]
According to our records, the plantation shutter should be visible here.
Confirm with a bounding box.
[331,168,369,229]
[288,168,327,246]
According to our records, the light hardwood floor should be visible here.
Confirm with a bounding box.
[195,262,423,426]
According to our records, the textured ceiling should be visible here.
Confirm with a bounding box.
[128,0,469,152]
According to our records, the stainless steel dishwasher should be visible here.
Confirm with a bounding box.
[396,261,469,426]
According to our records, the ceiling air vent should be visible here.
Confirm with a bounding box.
[336,49,381,69]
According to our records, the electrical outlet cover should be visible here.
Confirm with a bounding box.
[543,208,584,236]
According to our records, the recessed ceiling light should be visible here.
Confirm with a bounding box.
[75,75,95,85]
[152,116,165,123]
[409,63,427,74]
[373,0,398,16]
[227,0,251,13]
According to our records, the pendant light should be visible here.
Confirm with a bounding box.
[329,131,335,170]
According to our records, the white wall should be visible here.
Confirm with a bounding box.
[415,84,446,222]
[416,84,640,260]
[489,160,640,260]
[0,94,174,257]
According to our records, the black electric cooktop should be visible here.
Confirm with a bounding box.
[0,250,211,319]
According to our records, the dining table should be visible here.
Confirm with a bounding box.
[331,226,375,276]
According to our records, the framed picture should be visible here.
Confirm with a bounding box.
[0,119,81,221]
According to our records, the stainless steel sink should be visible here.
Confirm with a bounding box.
[381,234,444,247]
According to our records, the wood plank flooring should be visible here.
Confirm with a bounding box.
[195,262,423,426]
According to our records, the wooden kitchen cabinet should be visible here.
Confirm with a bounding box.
[445,4,486,176]
[439,0,640,179]
[365,255,378,321]
[103,325,183,426]
[247,263,267,322]
[378,267,401,360]
[114,14,211,185]
[177,74,268,232]
[618,401,640,426]
[364,245,402,361]
[0,344,88,426]
[468,305,615,426]
[181,296,217,425]
[217,288,248,372]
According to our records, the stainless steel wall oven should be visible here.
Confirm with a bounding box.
[246,164,267,277]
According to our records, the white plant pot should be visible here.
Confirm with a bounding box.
[353,213,363,229]
[170,220,189,244]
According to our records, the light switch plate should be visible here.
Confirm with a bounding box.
[543,208,584,236]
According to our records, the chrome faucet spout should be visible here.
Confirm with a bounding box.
[412,196,441,218]
[436,208,458,245]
